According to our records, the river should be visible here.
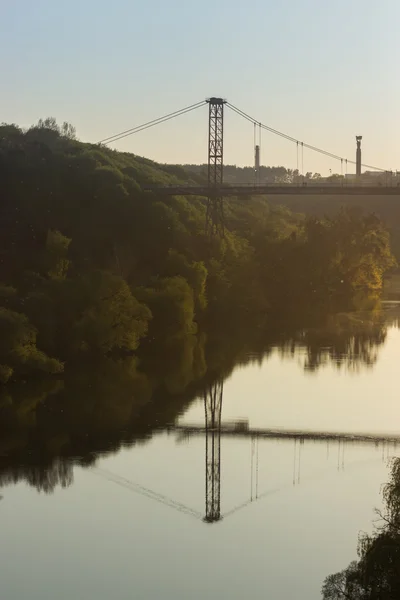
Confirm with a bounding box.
[1,306,400,599]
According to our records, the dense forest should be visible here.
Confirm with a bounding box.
[0,118,395,385]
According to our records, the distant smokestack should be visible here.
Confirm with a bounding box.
[356,136,362,177]
[255,145,260,183]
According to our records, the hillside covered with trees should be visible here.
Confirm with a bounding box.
[0,119,395,384]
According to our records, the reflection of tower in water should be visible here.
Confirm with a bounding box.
[204,381,223,523]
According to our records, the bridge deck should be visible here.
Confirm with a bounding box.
[171,424,400,444]
[144,184,400,197]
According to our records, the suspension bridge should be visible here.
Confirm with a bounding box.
[99,97,400,236]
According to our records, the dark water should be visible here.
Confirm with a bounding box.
[1,307,400,599]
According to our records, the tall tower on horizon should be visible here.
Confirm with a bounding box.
[254,145,260,184]
[356,136,362,177]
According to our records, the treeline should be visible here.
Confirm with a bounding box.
[181,164,345,184]
[183,164,310,184]
[0,119,395,383]
[182,164,397,185]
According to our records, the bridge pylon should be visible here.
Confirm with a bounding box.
[206,98,226,237]
[204,380,223,522]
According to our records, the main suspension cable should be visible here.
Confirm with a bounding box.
[98,100,207,145]
[227,102,388,172]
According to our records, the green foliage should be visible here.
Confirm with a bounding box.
[32,117,77,140]
[0,120,395,383]
[255,210,396,313]
[0,364,13,384]
[0,284,17,311]
[73,271,151,353]
[0,284,17,297]
[164,250,208,312]
[182,164,302,184]
[0,123,23,141]
[137,276,196,339]
[44,229,71,280]
[0,307,63,380]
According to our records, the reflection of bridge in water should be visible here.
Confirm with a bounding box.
[173,380,400,524]
[93,381,399,525]
[171,423,400,445]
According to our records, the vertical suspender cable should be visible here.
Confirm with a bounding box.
[226,102,389,175]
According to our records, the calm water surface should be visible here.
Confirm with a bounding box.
[1,308,400,599]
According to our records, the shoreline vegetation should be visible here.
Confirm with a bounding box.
[0,118,396,386]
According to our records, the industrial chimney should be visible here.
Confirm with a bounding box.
[254,144,260,184]
[356,136,362,177]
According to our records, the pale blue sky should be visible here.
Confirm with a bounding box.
[1,0,399,173]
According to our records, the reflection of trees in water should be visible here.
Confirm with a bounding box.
[0,459,73,494]
[0,309,393,494]
[0,339,208,494]
[384,309,400,330]
[322,458,400,599]
[276,312,388,372]
[303,313,387,372]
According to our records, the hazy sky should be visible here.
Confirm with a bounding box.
[1,0,399,173]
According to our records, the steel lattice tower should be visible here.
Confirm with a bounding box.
[204,380,223,523]
[206,98,226,236]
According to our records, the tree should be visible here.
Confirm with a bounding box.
[164,250,208,313]
[61,121,76,140]
[25,117,76,145]
[322,458,400,599]
[322,562,363,599]
[0,123,23,141]
[43,229,71,280]
[0,307,63,382]
[73,271,151,353]
[137,276,196,339]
